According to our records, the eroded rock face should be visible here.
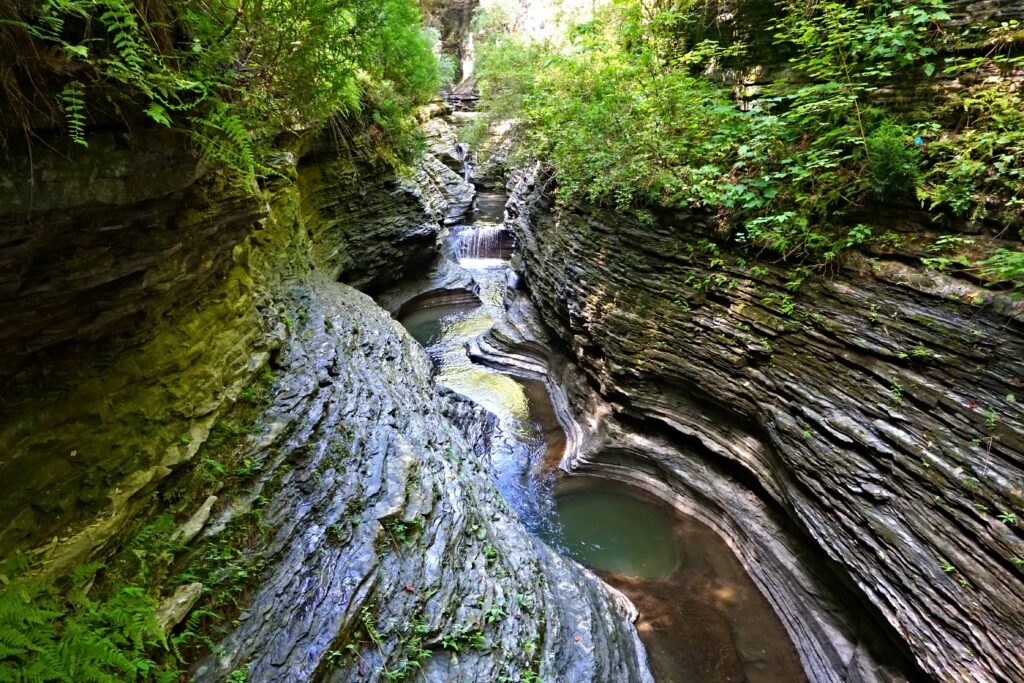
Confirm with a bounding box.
[189,276,651,682]
[298,128,474,290]
[0,132,260,380]
[0,142,283,565]
[468,272,897,683]
[0,116,471,562]
[503,165,1024,683]
[0,113,653,682]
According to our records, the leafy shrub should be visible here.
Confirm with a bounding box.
[472,0,953,261]
[4,0,444,180]
[867,120,920,200]
[470,0,1024,263]
[919,78,1024,226]
[438,53,459,89]
[979,248,1024,291]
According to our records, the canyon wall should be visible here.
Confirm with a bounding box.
[0,125,463,564]
[0,113,652,680]
[466,2,1024,677]
[501,164,1024,683]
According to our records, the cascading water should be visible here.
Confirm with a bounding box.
[395,181,805,683]
[456,189,512,269]
[455,142,474,181]
[397,190,558,533]
[458,225,505,264]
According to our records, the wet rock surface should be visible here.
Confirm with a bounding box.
[298,120,475,291]
[501,164,1024,683]
[0,111,654,682]
[0,116,471,562]
[189,277,652,682]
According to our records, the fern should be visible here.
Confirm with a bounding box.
[0,562,177,682]
[16,0,440,178]
[122,514,178,583]
[58,81,88,147]
[191,104,259,183]
[97,0,149,85]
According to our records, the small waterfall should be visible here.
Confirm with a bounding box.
[460,33,475,85]
[455,143,475,181]
[459,225,504,264]
[455,191,511,268]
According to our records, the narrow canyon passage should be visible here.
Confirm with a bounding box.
[391,185,808,683]
[2,0,1022,681]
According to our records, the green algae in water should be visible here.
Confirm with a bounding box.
[399,302,481,347]
[544,486,679,578]
[438,361,531,423]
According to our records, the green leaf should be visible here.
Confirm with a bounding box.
[144,103,172,127]
[923,62,936,77]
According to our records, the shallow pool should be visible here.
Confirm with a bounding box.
[399,301,482,348]
[540,484,679,578]
[542,478,807,683]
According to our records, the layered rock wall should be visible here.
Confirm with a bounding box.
[0,110,654,681]
[505,165,1024,683]
[186,273,651,682]
[0,125,467,564]
[298,137,473,290]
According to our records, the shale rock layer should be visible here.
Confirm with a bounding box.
[0,115,652,682]
[505,165,1024,683]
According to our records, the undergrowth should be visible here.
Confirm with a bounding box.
[0,554,177,682]
[472,0,1023,281]
[0,370,281,680]
[2,0,445,183]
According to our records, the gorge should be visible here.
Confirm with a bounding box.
[1,1,1022,682]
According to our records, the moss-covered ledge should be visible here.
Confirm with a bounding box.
[0,113,469,566]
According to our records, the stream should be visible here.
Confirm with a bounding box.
[396,188,806,682]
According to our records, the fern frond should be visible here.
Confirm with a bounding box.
[190,104,259,181]
[58,81,88,147]
[0,568,165,683]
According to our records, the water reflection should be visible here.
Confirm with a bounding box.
[543,478,808,683]
[400,301,481,348]
[538,484,679,578]
[397,192,555,527]
[395,190,806,683]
